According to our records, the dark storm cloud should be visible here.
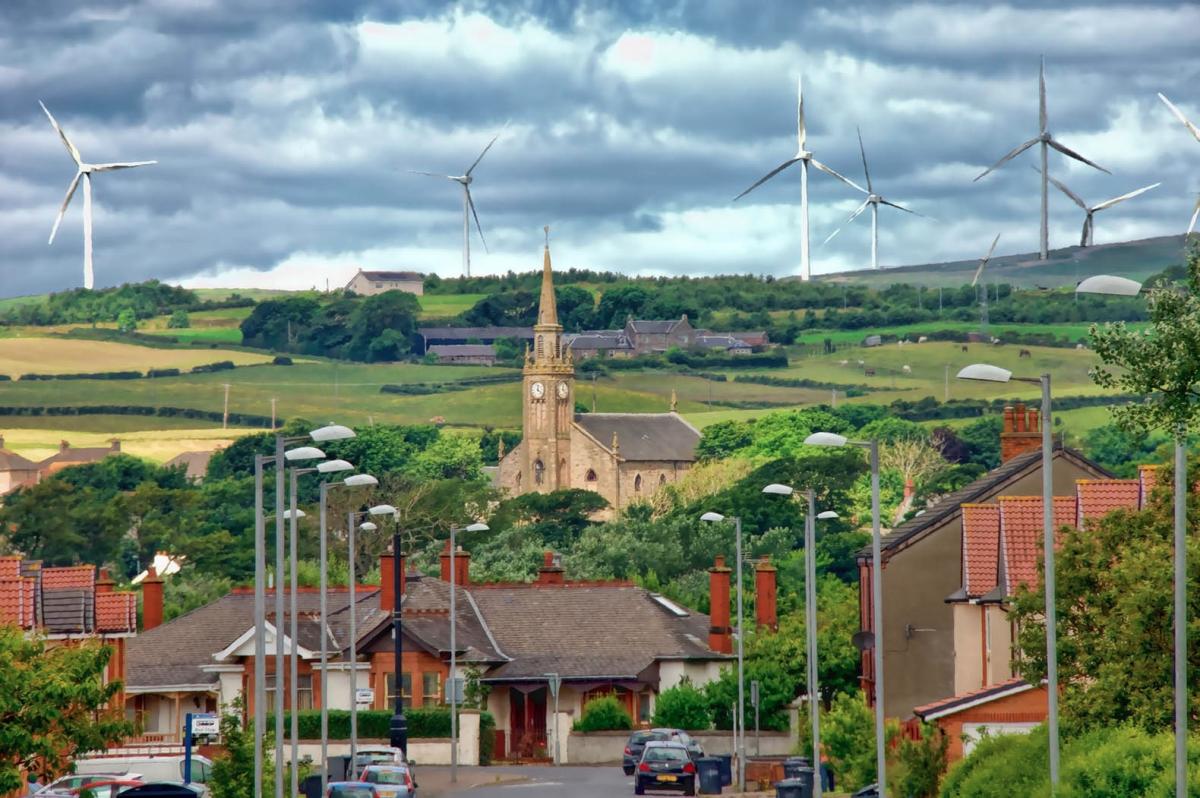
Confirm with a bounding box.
[0,0,1197,296]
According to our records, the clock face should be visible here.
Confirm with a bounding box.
[556,381,570,399]
[530,381,545,399]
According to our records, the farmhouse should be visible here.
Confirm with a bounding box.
[344,269,425,297]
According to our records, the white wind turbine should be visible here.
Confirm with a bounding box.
[822,127,922,270]
[41,101,156,290]
[974,57,1109,260]
[1157,93,1200,235]
[734,75,865,281]
[410,127,504,278]
[1045,172,1160,246]
[972,234,1001,335]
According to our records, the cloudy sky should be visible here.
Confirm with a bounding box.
[1,1,1197,297]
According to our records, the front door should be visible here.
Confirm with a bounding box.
[509,686,548,759]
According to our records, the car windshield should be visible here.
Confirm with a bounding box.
[645,747,688,762]
[363,770,407,784]
[632,731,667,744]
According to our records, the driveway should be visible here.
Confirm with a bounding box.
[426,764,636,797]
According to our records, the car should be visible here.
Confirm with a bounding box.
[326,782,378,798]
[69,779,143,798]
[634,741,696,796]
[72,756,212,796]
[353,746,405,767]
[622,730,668,775]
[37,774,133,796]
[357,765,415,798]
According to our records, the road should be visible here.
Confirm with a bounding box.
[429,765,645,798]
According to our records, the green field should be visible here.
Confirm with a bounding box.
[418,293,486,319]
[0,337,274,378]
[790,320,1141,347]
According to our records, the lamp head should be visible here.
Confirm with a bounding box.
[342,474,378,487]
[311,423,356,442]
[317,459,354,473]
[369,504,398,517]
[699,511,726,523]
[761,483,794,496]
[804,432,849,447]
[282,509,306,520]
[359,521,377,532]
[285,446,325,462]
[1075,274,1143,296]
[956,363,1013,383]
[463,522,490,533]
[817,510,839,520]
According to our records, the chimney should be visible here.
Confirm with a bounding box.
[110,439,121,452]
[142,568,164,631]
[754,556,778,631]
[96,568,115,594]
[60,440,70,453]
[380,548,406,612]
[1000,402,1042,462]
[708,556,733,654]
[536,551,565,585]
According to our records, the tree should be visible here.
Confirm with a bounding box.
[878,438,947,496]
[167,309,190,329]
[116,309,138,333]
[344,291,420,362]
[652,678,712,730]
[0,629,131,792]
[574,695,632,732]
[957,415,1003,470]
[209,695,272,798]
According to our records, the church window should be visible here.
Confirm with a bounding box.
[534,459,545,485]
[634,474,642,492]
[515,472,522,488]
[585,469,597,482]
[660,474,667,486]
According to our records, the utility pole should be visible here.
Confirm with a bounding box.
[221,383,231,430]
[270,398,277,430]
[938,286,943,312]
[944,364,950,402]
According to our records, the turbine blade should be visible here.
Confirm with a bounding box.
[973,233,1001,285]
[90,161,157,172]
[856,126,872,193]
[880,198,921,216]
[39,100,82,165]
[1039,56,1047,134]
[810,158,867,194]
[408,170,454,179]
[1080,215,1091,247]
[1043,170,1088,209]
[48,172,82,245]
[1092,182,1160,212]
[1158,93,1200,143]
[1188,197,1200,235]
[733,158,800,201]
[466,123,507,176]
[821,199,872,245]
[465,186,488,253]
[974,138,1038,181]
[1047,138,1110,174]
[796,75,806,152]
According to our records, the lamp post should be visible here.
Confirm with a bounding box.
[761,484,830,798]
[1077,274,1187,798]
[347,504,397,767]
[449,522,490,783]
[699,511,745,790]
[803,431,885,796]
[957,363,1058,788]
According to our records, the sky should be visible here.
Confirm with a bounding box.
[0,1,1197,297]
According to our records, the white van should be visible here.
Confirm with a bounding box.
[73,755,213,794]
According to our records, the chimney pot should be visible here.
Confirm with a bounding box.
[708,556,733,654]
[754,556,778,631]
[537,550,565,585]
[1000,401,1043,462]
[141,567,164,631]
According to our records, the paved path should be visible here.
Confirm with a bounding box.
[425,765,632,797]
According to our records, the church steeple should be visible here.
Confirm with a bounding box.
[537,225,559,328]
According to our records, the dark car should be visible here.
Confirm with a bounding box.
[622,730,668,775]
[326,782,378,798]
[634,741,696,796]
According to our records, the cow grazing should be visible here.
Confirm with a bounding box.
[1019,349,1032,358]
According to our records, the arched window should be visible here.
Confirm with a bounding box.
[634,473,643,492]
[534,459,545,485]
[659,474,668,486]
[515,471,522,489]
[585,469,597,482]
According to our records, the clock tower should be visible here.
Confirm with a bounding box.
[522,228,574,492]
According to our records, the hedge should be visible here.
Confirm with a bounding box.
[734,374,870,391]
[147,368,181,378]
[19,371,142,381]
[0,375,9,381]
[0,404,276,427]
[380,373,521,396]
[190,360,236,373]
[267,709,495,742]
[272,355,294,366]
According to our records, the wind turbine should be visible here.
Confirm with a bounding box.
[410,127,504,278]
[974,57,1109,260]
[40,101,156,290]
[822,127,921,270]
[972,234,1001,335]
[1045,173,1160,246]
[1157,94,1200,236]
[734,75,864,281]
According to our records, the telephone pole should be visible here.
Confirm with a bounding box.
[221,383,231,430]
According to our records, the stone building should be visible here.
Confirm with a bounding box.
[344,269,425,296]
[496,242,700,512]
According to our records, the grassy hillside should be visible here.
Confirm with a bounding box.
[0,338,273,378]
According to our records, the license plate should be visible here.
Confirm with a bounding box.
[657,775,677,782]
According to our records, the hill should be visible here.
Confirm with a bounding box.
[818,234,1190,288]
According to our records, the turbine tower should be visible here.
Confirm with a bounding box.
[734,75,864,281]
[410,126,504,278]
[1046,173,1160,246]
[822,127,922,270]
[974,58,1109,260]
[972,234,1001,335]
[41,101,156,290]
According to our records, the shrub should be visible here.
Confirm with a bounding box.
[167,310,190,329]
[894,722,948,798]
[823,692,882,791]
[479,713,496,765]
[939,727,1047,798]
[272,355,293,366]
[573,696,633,732]
[271,708,456,740]
[191,360,236,374]
[147,368,181,378]
[652,678,711,730]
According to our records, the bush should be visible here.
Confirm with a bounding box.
[652,678,711,730]
[573,696,633,732]
[271,355,293,366]
[479,712,496,765]
[271,708,457,740]
[167,309,190,329]
[939,727,1047,798]
[894,722,948,798]
[147,368,181,378]
[191,360,236,374]
[823,692,882,791]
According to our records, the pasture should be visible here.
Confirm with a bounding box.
[0,337,273,378]
[0,426,249,464]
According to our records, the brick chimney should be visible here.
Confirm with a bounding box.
[60,440,70,453]
[439,541,470,586]
[96,568,115,594]
[754,556,778,631]
[536,551,565,585]
[1000,402,1042,462]
[708,556,733,654]
[380,548,406,612]
[142,568,164,631]
[110,439,121,452]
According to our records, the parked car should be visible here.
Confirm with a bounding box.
[623,730,668,775]
[69,779,143,798]
[37,774,134,796]
[656,729,703,761]
[634,741,696,796]
[73,756,212,795]
[326,782,378,798]
[357,765,415,798]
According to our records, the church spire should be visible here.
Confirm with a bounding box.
[537,225,559,328]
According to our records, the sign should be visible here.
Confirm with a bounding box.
[445,677,465,704]
[545,672,562,699]
[355,688,375,705]
[750,681,760,708]
[189,713,219,736]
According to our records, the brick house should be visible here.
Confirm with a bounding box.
[623,316,695,354]
[1,436,124,496]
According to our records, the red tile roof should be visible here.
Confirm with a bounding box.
[1076,479,1141,527]
[96,592,137,633]
[1140,465,1159,502]
[0,556,21,580]
[0,578,35,628]
[962,504,1001,598]
[999,496,1076,594]
[42,565,95,589]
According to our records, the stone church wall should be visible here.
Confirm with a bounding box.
[617,460,687,507]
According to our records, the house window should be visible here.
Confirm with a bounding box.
[264,675,278,715]
[638,692,652,723]
[534,460,545,485]
[297,674,313,710]
[386,673,413,709]
[659,474,667,486]
[374,282,383,289]
[634,474,642,492]
[423,672,442,707]
[585,469,597,482]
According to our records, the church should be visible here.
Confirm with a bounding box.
[497,239,701,513]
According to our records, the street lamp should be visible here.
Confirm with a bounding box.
[803,431,886,797]
[346,504,395,765]
[957,363,1059,788]
[1078,274,1187,798]
[761,483,823,798]
[699,511,745,791]
[448,521,489,783]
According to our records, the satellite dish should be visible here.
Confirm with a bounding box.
[852,630,875,651]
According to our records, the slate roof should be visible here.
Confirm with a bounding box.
[419,326,534,342]
[359,576,506,664]
[428,344,496,358]
[998,496,1077,595]
[695,335,752,349]
[469,583,720,681]
[38,441,120,468]
[566,332,633,351]
[358,271,423,282]
[573,413,701,462]
[163,451,214,482]
[0,445,37,471]
[628,320,683,334]
[961,504,1001,599]
[1075,479,1141,528]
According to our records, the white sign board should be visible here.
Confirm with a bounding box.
[355,688,375,705]
[545,673,562,699]
[445,678,465,704]
[190,714,219,736]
